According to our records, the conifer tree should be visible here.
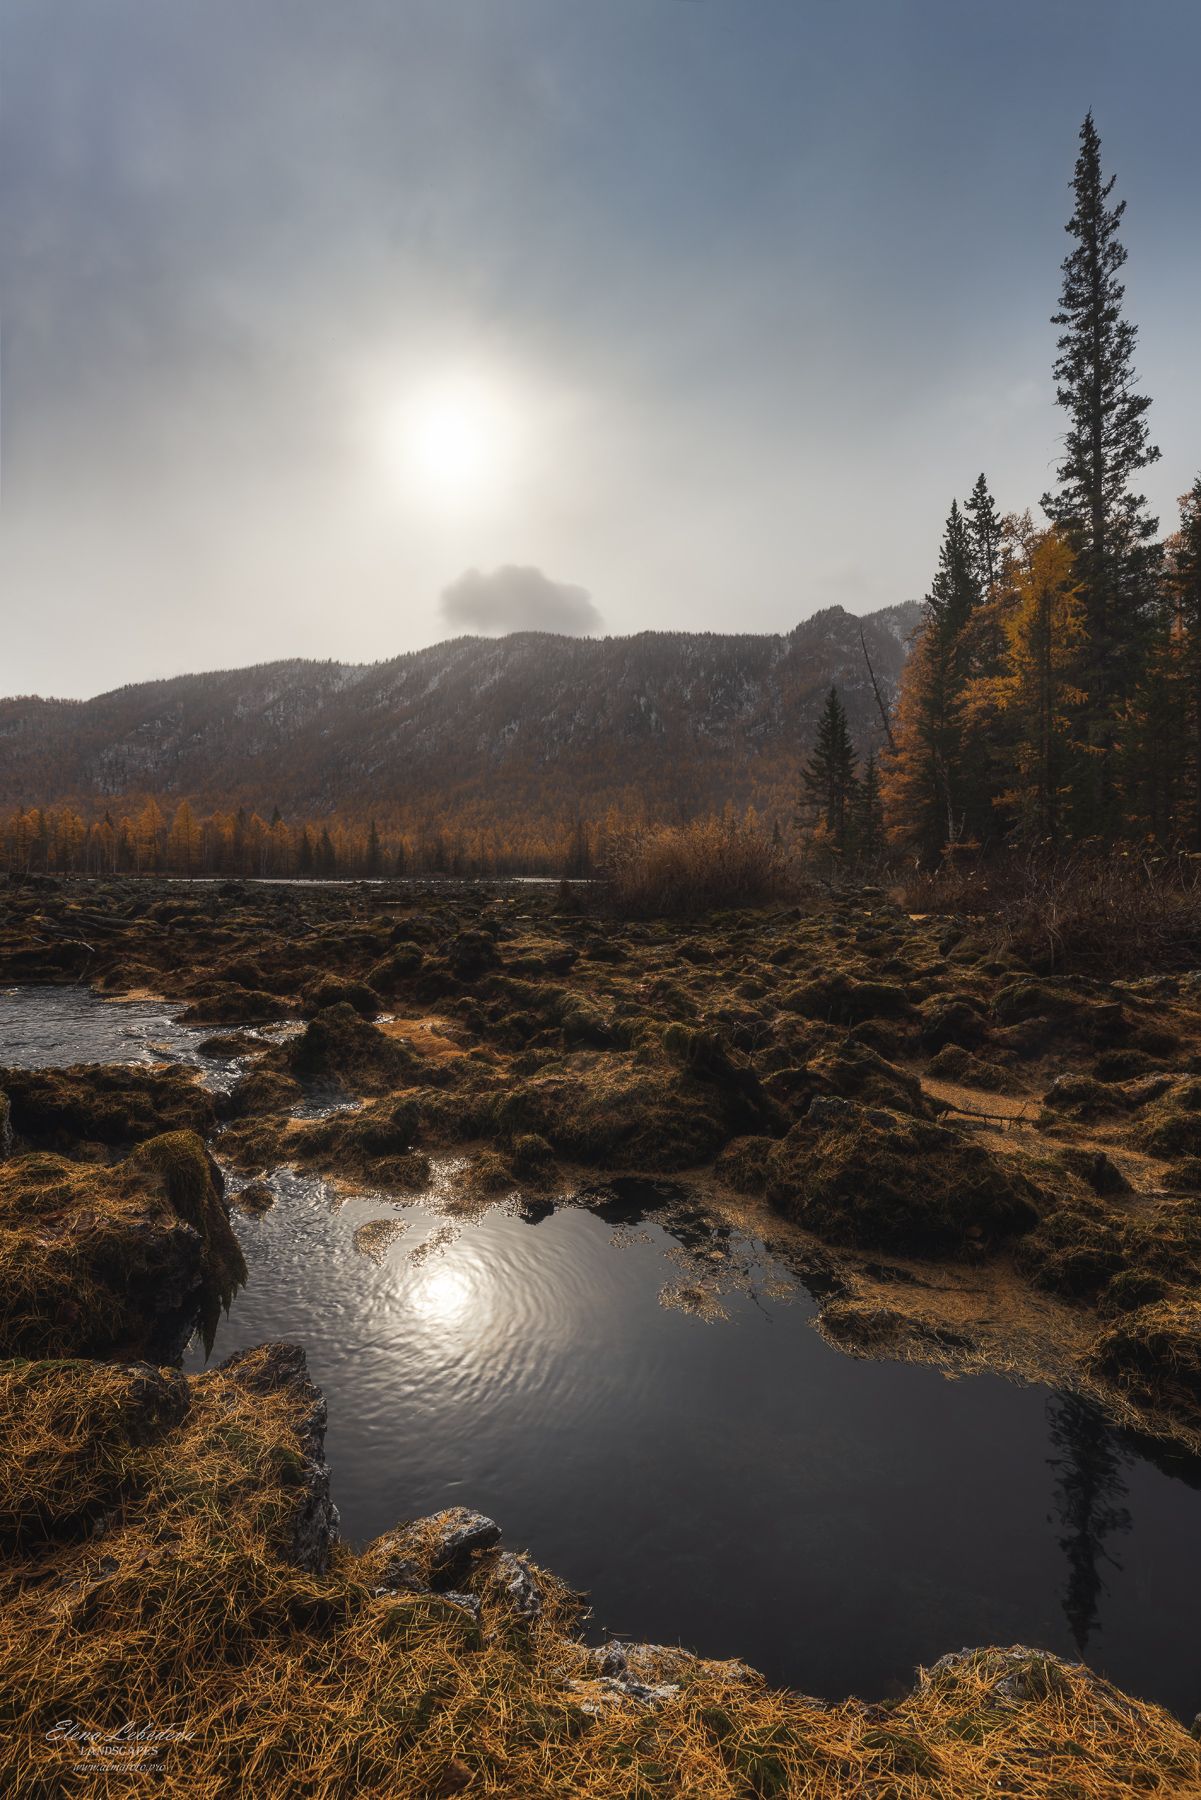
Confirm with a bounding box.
[852,752,885,866]
[965,474,1003,599]
[1120,617,1185,846]
[999,527,1085,842]
[1042,113,1160,829]
[1168,478,1201,847]
[929,499,980,640]
[882,501,980,864]
[801,687,858,852]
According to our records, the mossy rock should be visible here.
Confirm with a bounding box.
[0,1133,243,1358]
[1042,1074,1130,1122]
[491,1052,731,1172]
[782,972,914,1026]
[228,1067,304,1118]
[178,984,284,1025]
[504,938,579,976]
[1099,1268,1171,1316]
[714,1135,774,1195]
[300,978,381,1019]
[0,1063,216,1154]
[511,1133,556,1178]
[1017,1203,1126,1299]
[805,1041,929,1119]
[765,1100,1043,1256]
[130,1131,248,1326]
[662,1025,781,1131]
[991,981,1128,1046]
[286,1004,419,1094]
[917,995,989,1053]
[367,944,424,994]
[1088,1298,1201,1419]
[1131,1080,1201,1158]
[446,929,500,979]
[926,1044,1025,1095]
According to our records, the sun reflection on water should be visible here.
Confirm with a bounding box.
[407,1260,477,1326]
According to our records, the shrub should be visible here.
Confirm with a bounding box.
[602,819,791,918]
[903,848,1201,976]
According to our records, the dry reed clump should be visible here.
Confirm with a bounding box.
[3,1350,1200,1800]
[904,849,1201,976]
[602,819,792,919]
[0,1131,244,1358]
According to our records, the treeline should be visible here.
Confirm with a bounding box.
[878,115,1201,867]
[0,797,786,884]
[0,798,601,881]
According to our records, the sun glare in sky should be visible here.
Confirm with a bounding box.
[378,368,523,514]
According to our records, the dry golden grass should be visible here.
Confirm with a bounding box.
[0,1132,244,1359]
[3,1355,1200,1799]
[903,849,1201,976]
[603,820,792,918]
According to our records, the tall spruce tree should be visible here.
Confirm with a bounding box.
[965,473,1003,597]
[802,686,858,852]
[1042,113,1160,830]
[853,751,885,866]
[882,500,981,864]
[929,499,980,640]
[1170,478,1201,847]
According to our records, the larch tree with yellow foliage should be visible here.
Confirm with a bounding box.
[995,527,1086,843]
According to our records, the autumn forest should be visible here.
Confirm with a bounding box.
[4,116,1199,887]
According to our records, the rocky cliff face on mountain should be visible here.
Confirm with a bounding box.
[0,602,921,825]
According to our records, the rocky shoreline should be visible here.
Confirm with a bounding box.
[3,873,1201,1794]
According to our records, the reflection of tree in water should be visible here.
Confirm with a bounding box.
[1046,1393,1133,1652]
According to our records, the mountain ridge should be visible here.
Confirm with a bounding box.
[0,601,923,829]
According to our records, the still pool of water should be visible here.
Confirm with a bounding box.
[186,1176,1201,1718]
[0,984,287,1090]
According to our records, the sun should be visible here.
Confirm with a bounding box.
[387,371,518,512]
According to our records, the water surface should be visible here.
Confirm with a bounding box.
[8,982,1199,1716]
[0,984,285,1091]
[187,1174,1201,1717]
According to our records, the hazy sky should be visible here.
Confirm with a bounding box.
[3,0,1200,699]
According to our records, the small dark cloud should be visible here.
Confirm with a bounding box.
[440,565,603,636]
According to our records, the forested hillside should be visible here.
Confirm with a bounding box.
[0,602,918,839]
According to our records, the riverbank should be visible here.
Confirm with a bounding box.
[3,873,1201,1793]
